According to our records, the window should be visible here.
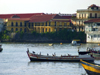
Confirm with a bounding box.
[20,28,22,32]
[98,35,100,37]
[11,22,13,26]
[84,14,86,18]
[94,35,97,37]
[82,14,83,18]
[59,28,62,31]
[79,14,80,18]
[46,28,47,32]
[32,23,33,27]
[24,28,27,32]
[97,23,100,26]
[64,22,66,26]
[24,22,27,27]
[46,22,47,26]
[20,22,22,27]
[16,22,18,27]
[55,22,56,26]
[90,13,92,18]
[95,13,97,18]
[49,22,50,26]
[11,28,13,32]
[43,28,44,33]
[49,28,50,32]
[16,28,18,31]
[79,21,80,25]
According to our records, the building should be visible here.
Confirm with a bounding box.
[72,4,100,32]
[0,13,73,33]
[84,19,100,43]
[0,18,4,32]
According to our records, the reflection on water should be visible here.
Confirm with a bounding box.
[27,61,85,75]
[0,43,100,75]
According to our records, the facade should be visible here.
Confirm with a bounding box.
[72,4,100,32]
[84,19,100,43]
[29,14,72,33]
[0,13,73,33]
[0,18,4,32]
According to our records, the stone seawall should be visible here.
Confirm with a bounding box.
[2,33,69,43]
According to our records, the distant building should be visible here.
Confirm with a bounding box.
[72,4,100,32]
[0,13,73,33]
[0,18,4,32]
[84,19,100,43]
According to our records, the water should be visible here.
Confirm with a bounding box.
[0,43,100,75]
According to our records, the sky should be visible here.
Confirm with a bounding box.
[0,0,100,14]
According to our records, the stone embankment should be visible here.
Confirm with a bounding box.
[2,33,68,43]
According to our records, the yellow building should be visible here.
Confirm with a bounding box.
[29,14,72,33]
[0,13,72,33]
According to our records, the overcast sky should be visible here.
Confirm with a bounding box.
[0,0,100,14]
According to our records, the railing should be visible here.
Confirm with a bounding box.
[6,26,26,27]
[85,31,100,34]
[93,26,100,28]
[34,25,71,27]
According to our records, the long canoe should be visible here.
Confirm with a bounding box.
[80,59,100,75]
[27,50,94,62]
[92,53,100,59]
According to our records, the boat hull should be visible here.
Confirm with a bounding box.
[0,48,3,52]
[92,53,100,59]
[29,57,93,62]
[78,51,90,55]
[85,69,100,75]
[80,60,100,75]
[27,50,94,62]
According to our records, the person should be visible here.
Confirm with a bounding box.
[33,51,35,54]
[54,52,56,56]
[40,52,41,55]
[0,45,1,48]
[27,48,29,53]
[47,53,49,56]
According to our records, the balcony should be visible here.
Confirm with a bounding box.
[93,26,100,28]
[6,26,26,27]
[85,31,100,34]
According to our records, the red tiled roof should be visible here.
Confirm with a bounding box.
[84,19,100,23]
[8,18,30,21]
[29,14,57,22]
[14,13,44,18]
[0,14,13,18]
[0,13,44,19]
[88,4,99,9]
[0,13,72,22]
[51,19,71,22]
[53,15,67,19]
[62,16,76,19]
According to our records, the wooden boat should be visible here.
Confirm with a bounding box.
[78,51,90,55]
[80,59,100,75]
[71,40,81,46]
[78,47,100,55]
[48,43,53,46]
[0,45,3,52]
[27,50,94,62]
[92,53,100,59]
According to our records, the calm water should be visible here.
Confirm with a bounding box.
[0,43,100,75]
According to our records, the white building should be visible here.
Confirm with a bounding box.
[84,19,100,43]
[72,4,100,32]
[0,18,3,32]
